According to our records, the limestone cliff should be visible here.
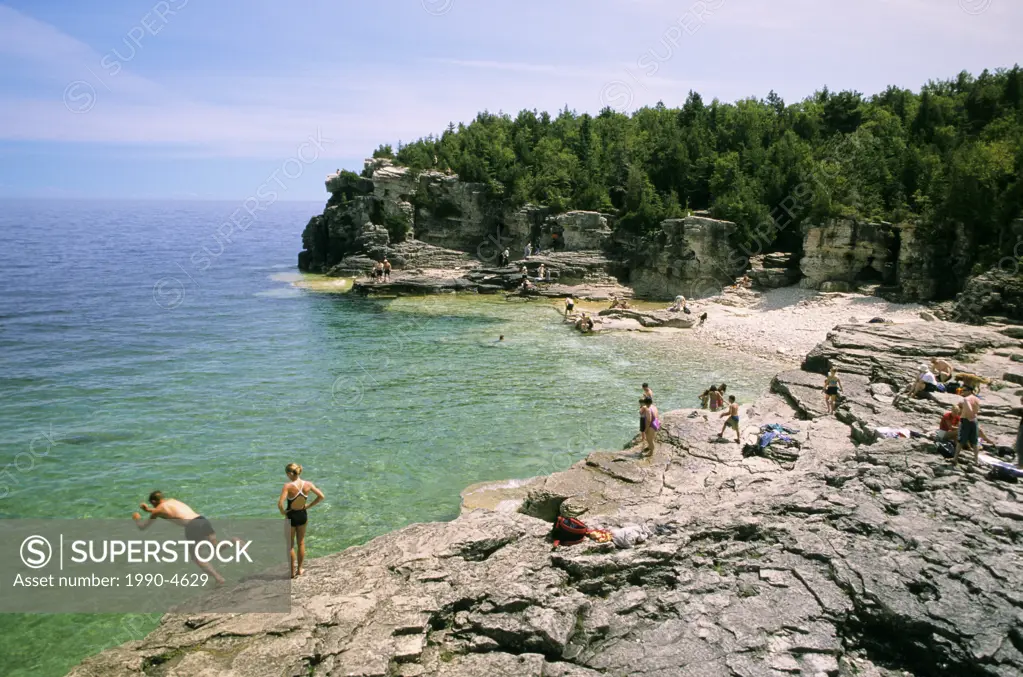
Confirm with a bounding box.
[799,218,897,292]
[629,214,741,301]
[298,161,746,303]
[69,321,1023,677]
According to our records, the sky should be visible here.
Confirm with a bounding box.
[0,0,1020,201]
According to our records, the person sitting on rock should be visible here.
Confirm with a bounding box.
[669,295,686,312]
[910,364,940,397]
[938,403,961,442]
[931,357,954,383]
[520,265,528,281]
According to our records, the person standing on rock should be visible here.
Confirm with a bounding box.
[277,463,325,579]
[382,259,391,282]
[719,395,741,443]
[824,369,843,414]
[501,248,510,266]
[537,264,546,282]
[953,385,981,465]
[524,243,532,259]
[639,396,658,456]
[565,296,575,316]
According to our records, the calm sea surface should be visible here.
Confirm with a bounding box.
[0,199,780,675]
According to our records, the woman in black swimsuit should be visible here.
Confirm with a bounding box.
[277,463,325,578]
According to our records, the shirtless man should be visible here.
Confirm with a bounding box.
[132,491,226,584]
[642,383,654,403]
[952,385,981,465]
[719,395,741,444]
[930,357,954,383]
[382,259,392,282]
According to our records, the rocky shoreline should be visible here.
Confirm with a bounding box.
[69,319,1023,677]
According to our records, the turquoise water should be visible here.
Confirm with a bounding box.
[0,199,780,676]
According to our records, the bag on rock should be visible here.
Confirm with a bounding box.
[551,515,590,547]
[936,440,955,459]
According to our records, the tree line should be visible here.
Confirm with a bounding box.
[370,67,1023,278]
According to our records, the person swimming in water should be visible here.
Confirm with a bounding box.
[718,395,741,443]
[497,335,505,342]
[642,383,654,402]
[277,463,325,579]
[132,491,227,584]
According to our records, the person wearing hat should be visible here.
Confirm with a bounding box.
[910,363,940,398]
[952,384,981,465]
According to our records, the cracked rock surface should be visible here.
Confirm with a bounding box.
[69,322,1023,677]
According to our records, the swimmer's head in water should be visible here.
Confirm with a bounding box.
[499,335,504,341]
[148,490,164,506]
[285,463,303,478]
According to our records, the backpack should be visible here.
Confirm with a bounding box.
[936,440,955,459]
[551,515,590,547]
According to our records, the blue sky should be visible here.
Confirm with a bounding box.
[1,0,1020,200]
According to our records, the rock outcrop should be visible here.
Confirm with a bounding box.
[799,218,897,292]
[71,320,1023,677]
[629,215,742,301]
[543,212,612,252]
[951,270,1023,325]
[597,307,697,329]
[748,252,800,290]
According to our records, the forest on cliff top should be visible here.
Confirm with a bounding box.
[373,67,1023,271]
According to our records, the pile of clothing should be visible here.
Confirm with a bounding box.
[757,423,800,449]
[550,516,672,550]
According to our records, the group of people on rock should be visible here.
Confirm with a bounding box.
[640,382,743,453]
[370,259,391,283]
[131,464,326,582]
[826,355,1022,470]
[698,383,741,443]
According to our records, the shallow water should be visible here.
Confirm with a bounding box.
[0,199,780,676]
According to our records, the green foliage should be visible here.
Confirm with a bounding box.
[372,144,395,159]
[377,67,1023,273]
[382,211,411,243]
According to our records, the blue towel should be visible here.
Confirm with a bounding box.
[759,431,796,449]
[760,423,800,435]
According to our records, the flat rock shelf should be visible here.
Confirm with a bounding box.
[70,321,1023,677]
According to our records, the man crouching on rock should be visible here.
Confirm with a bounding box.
[132,491,227,584]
